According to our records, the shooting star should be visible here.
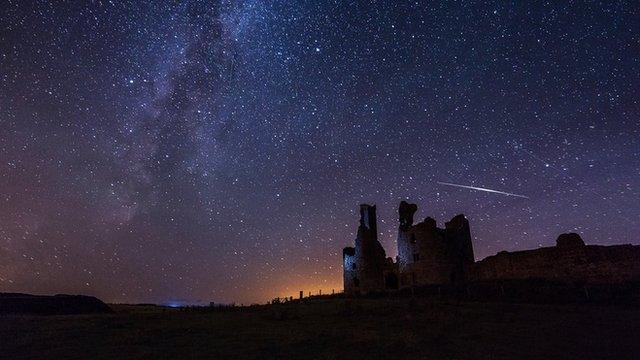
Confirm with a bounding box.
[437,181,529,199]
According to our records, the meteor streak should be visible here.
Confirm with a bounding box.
[437,181,529,199]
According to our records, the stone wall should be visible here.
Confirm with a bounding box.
[396,201,474,288]
[343,204,388,295]
[470,233,640,284]
[342,247,357,294]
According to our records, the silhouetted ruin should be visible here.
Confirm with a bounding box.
[343,201,640,296]
[343,205,395,294]
[469,233,640,284]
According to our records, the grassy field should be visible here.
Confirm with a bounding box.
[2,298,639,359]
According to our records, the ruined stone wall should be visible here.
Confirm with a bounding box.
[445,214,475,265]
[470,233,640,284]
[354,225,387,293]
[396,201,474,288]
[342,204,388,294]
[344,202,639,296]
[397,221,452,286]
[343,247,357,294]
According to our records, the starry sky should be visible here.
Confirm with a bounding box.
[1,1,638,305]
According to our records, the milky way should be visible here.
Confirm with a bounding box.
[1,1,638,304]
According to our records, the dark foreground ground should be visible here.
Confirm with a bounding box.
[2,298,639,359]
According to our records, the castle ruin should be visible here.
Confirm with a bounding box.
[343,201,640,295]
[343,205,396,294]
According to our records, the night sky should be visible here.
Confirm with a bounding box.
[1,1,638,305]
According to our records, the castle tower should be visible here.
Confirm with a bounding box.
[359,204,377,235]
[396,201,475,287]
[343,204,387,294]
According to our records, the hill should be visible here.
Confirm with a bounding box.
[0,293,112,315]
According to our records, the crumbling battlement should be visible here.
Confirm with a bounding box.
[343,201,640,295]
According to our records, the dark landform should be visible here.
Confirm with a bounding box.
[2,296,639,360]
[0,293,112,315]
